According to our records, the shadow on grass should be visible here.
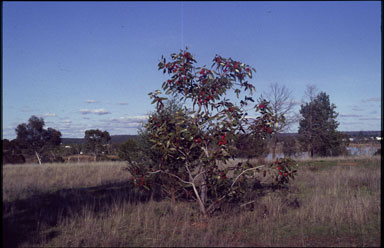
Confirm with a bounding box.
[2,181,157,248]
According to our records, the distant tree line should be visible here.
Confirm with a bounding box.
[2,86,379,165]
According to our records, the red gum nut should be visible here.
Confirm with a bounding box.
[284,173,288,177]
[277,166,281,171]
[279,171,283,175]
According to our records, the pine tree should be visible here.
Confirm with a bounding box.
[298,92,348,157]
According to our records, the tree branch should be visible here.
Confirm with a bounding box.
[230,165,265,188]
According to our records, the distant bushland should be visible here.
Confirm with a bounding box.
[61,135,139,145]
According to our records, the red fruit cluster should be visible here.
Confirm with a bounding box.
[182,51,193,62]
[197,89,214,104]
[165,63,188,74]
[195,137,202,143]
[218,133,227,146]
[220,172,227,179]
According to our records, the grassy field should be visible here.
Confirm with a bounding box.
[3,156,381,247]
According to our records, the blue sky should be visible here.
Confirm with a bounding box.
[2,1,381,139]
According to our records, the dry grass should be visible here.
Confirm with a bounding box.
[2,161,131,202]
[3,156,381,247]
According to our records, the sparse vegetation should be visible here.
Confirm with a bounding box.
[3,156,380,247]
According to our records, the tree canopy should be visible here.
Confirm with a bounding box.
[84,129,111,157]
[298,91,348,157]
[15,115,62,164]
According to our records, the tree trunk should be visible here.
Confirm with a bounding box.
[200,172,208,206]
[271,135,277,160]
[35,151,42,165]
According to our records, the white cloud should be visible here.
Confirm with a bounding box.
[362,97,381,103]
[85,99,99,103]
[340,114,362,118]
[350,105,364,112]
[93,109,111,115]
[108,115,149,123]
[358,117,381,121]
[43,113,57,117]
[80,109,92,115]
[80,109,111,115]
[117,102,129,105]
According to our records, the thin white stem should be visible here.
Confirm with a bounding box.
[148,170,192,185]
[230,165,265,188]
[192,170,207,182]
